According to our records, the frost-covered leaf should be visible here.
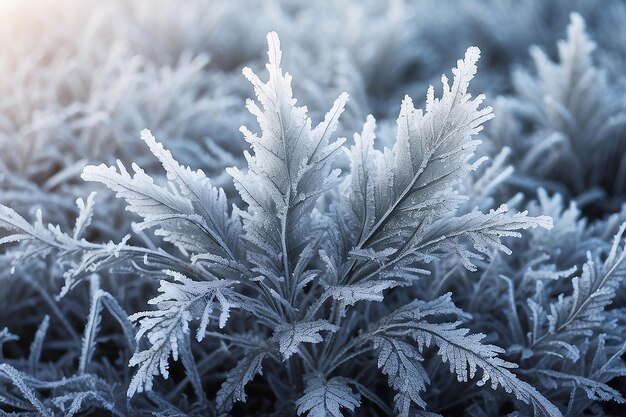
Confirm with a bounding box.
[28,315,49,375]
[536,370,624,403]
[82,146,215,257]
[137,129,242,258]
[72,192,96,240]
[370,294,562,417]
[273,320,339,360]
[348,247,397,263]
[127,270,240,396]
[52,391,122,417]
[226,31,347,288]
[0,364,52,417]
[341,47,551,283]
[79,290,135,375]
[410,204,553,271]
[346,47,494,255]
[327,280,400,306]
[216,349,268,414]
[370,336,429,416]
[296,376,360,417]
[546,222,626,337]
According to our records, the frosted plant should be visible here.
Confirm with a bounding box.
[490,13,626,215]
[0,32,567,416]
[422,183,626,415]
[475,220,626,415]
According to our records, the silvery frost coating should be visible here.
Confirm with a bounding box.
[0,1,626,417]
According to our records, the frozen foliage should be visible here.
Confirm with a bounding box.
[0,32,553,415]
[296,376,360,417]
[491,13,626,216]
[1,1,626,416]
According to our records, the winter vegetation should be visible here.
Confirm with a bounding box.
[1,1,626,416]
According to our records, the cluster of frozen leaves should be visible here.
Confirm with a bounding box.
[489,13,626,216]
[1,2,626,417]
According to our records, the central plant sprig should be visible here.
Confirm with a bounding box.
[0,32,563,417]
